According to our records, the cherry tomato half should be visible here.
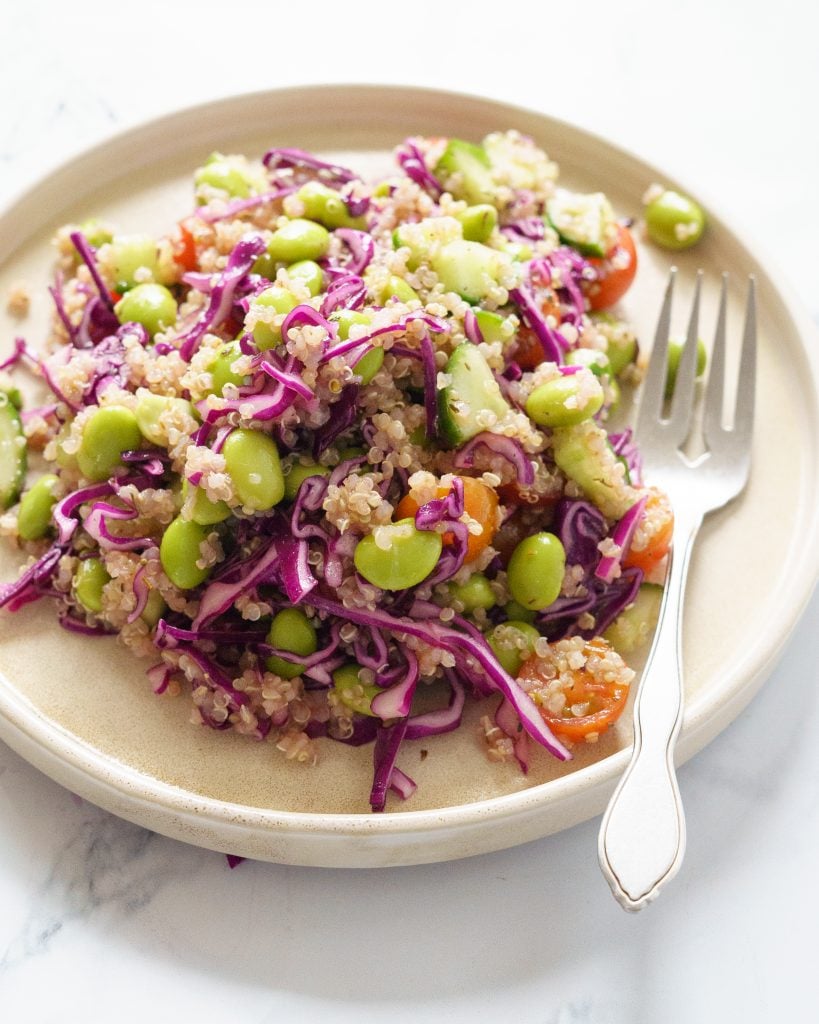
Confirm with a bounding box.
[395,476,499,564]
[518,637,631,741]
[171,220,198,273]
[585,223,638,311]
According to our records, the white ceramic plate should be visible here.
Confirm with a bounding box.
[1,85,818,867]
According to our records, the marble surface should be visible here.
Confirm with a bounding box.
[1,2,818,1020]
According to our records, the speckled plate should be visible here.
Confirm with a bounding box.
[1,85,818,867]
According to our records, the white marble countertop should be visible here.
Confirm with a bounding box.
[2,2,818,1020]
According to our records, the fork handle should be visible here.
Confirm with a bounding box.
[597,511,702,911]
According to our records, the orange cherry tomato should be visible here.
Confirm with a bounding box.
[171,220,198,272]
[585,223,638,311]
[518,637,630,741]
[395,476,499,564]
[513,294,563,370]
[622,488,674,574]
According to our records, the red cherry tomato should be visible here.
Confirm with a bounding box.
[171,220,198,272]
[585,224,638,311]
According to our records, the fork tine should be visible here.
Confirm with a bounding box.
[665,270,703,444]
[732,276,757,443]
[702,274,729,444]
[635,268,675,440]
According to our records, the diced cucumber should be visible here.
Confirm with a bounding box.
[546,189,617,257]
[434,139,495,206]
[551,420,635,519]
[0,391,27,510]
[438,342,511,447]
[431,240,511,303]
[455,204,497,243]
[604,583,664,654]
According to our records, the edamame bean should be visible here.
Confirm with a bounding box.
[592,312,638,376]
[265,608,318,679]
[665,336,707,398]
[160,516,212,590]
[74,557,110,613]
[265,218,330,263]
[286,259,324,296]
[507,532,566,611]
[644,188,705,250]
[141,588,166,628]
[486,621,541,676]
[565,347,611,377]
[222,428,285,511]
[79,219,113,249]
[353,346,384,385]
[353,518,443,590]
[456,204,497,243]
[332,310,371,340]
[248,286,298,350]
[525,372,604,427]
[110,234,159,289]
[134,390,197,447]
[114,283,177,337]
[295,181,366,229]
[448,572,496,612]
[77,406,142,481]
[194,153,262,198]
[377,275,419,305]
[181,478,231,525]
[332,663,380,717]
[503,599,536,624]
[283,460,331,501]
[208,341,249,394]
[17,473,59,541]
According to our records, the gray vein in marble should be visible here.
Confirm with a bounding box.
[0,806,159,972]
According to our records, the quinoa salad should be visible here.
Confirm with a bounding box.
[0,132,674,811]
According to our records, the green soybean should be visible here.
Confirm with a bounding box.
[507,532,566,611]
[377,275,419,305]
[286,259,324,296]
[194,153,262,199]
[592,312,638,377]
[353,346,384,385]
[504,599,537,624]
[448,572,496,612]
[74,557,110,613]
[665,337,707,398]
[160,516,212,590]
[283,460,331,501]
[644,188,705,250]
[223,428,284,511]
[77,406,142,481]
[141,588,166,628]
[134,391,197,447]
[265,608,318,679]
[115,283,177,337]
[486,620,541,676]
[525,373,604,427]
[208,341,249,394]
[181,479,231,525]
[295,181,367,230]
[332,663,381,717]
[79,219,113,249]
[354,518,443,590]
[110,234,159,290]
[249,286,298,350]
[17,473,59,541]
[265,218,330,263]
[332,309,372,340]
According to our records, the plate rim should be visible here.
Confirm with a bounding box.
[1,82,818,863]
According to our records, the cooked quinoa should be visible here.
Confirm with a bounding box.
[0,132,670,810]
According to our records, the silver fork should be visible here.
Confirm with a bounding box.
[598,269,757,911]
